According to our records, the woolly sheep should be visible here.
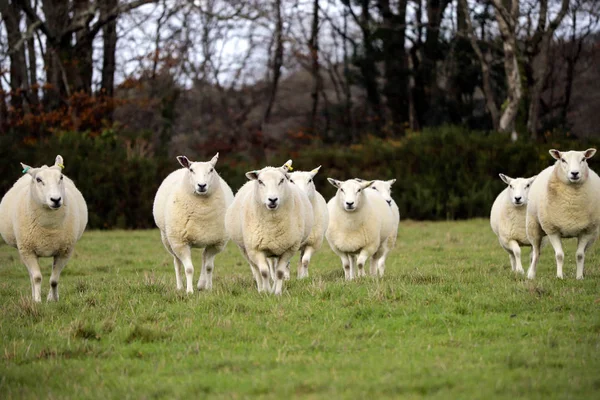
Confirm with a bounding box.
[225,161,314,295]
[526,148,600,280]
[288,166,329,279]
[490,174,536,274]
[153,153,234,293]
[0,156,88,302]
[326,178,394,280]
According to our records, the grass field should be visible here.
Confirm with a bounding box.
[0,219,599,399]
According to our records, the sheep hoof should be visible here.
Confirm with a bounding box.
[556,273,564,279]
[576,275,584,280]
[47,292,58,302]
[515,268,525,275]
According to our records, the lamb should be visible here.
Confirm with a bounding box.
[153,153,234,293]
[490,174,537,274]
[288,166,329,279]
[225,161,314,295]
[526,148,600,280]
[326,178,394,280]
[0,155,88,302]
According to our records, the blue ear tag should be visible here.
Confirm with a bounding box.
[22,166,30,174]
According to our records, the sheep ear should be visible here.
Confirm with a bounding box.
[177,156,191,169]
[360,180,374,190]
[21,163,35,176]
[327,178,341,188]
[354,178,364,182]
[209,153,219,167]
[310,166,321,177]
[246,171,259,180]
[528,175,537,185]
[549,149,562,160]
[499,174,512,185]
[584,148,596,159]
[387,179,396,186]
[54,155,64,169]
[281,159,293,172]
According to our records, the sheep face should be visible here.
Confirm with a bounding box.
[177,153,219,196]
[499,174,536,207]
[370,179,396,206]
[550,148,597,184]
[328,178,373,212]
[246,168,290,211]
[21,165,65,210]
[289,166,321,200]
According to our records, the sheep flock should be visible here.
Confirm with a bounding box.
[1,148,598,301]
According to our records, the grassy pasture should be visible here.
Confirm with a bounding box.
[0,219,599,399]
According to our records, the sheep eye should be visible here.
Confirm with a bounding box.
[581,158,586,163]
[36,177,42,183]
[189,168,194,173]
[210,168,214,173]
[279,178,284,185]
[526,184,530,188]
[340,188,345,193]
[509,185,513,189]
[290,179,294,184]
[60,175,64,181]
[308,179,312,183]
[561,158,566,163]
[258,180,264,185]
[357,189,362,193]
[372,187,378,191]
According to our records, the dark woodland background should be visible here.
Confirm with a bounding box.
[1,0,599,228]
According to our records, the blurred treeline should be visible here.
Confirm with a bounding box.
[2,127,599,229]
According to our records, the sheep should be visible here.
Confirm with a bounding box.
[225,161,314,295]
[526,148,600,280]
[288,166,329,279]
[326,178,394,280]
[0,155,88,302]
[153,153,234,293]
[360,179,400,276]
[490,174,537,274]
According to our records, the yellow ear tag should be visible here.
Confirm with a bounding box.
[57,163,64,169]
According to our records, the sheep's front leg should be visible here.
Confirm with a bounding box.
[198,245,222,291]
[298,247,313,279]
[48,253,71,301]
[20,252,43,303]
[546,233,565,279]
[248,250,271,293]
[272,251,295,295]
[356,250,371,278]
[171,243,195,293]
[575,232,597,280]
[347,255,356,280]
[507,240,524,274]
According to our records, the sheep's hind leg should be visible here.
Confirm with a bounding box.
[20,253,43,303]
[298,247,313,279]
[526,219,544,280]
[545,233,565,279]
[160,232,183,290]
[575,232,597,280]
[198,245,222,291]
[507,240,524,274]
[48,253,71,301]
[171,243,195,294]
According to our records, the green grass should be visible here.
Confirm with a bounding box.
[1,219,599,399]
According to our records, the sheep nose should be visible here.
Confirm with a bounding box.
[345,201,354,207]
[268,197,278,204]
[386,199,392,205]
[197,183,207,191]
[51,197,61,204]
[514,196,522,202]
[571,171,579,178]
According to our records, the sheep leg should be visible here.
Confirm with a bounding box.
[160,232,184,290]
[347,255,356,280]
[20,253,42,303]
[170,243,195,293]
[248,250,271,293]
[48,253,71,302]
[369,256,377,276]
[273,251,295,295]
[298,247,313,279]
[526,220,544,280]
[356,251,370,278]
[198,245,220,291]
[507,240,524,274]
[546,234,565,279]
[575,232,597,280]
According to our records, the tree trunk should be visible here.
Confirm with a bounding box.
[526,0,569,139]
[492,0,522,137]
[1,0,28,109]
[308,0,321,135]
[26,0,40,108]
[460,0,499,130]
[262,0,283,127]
[377,0,409,131]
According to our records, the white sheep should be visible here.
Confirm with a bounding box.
[288,167,329,279]
[0,156,88,302]
[153,153,234,293]
[526,148,600,280]
[326,178,394,280]
[490,174,536,274]
[225,161,313,295]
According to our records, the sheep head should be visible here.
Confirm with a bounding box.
[177,153,220,196]
[328,178,373,212]
[21,155,66,210]
[499,174,536,207]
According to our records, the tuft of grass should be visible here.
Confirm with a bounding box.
[0,220,599,399]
